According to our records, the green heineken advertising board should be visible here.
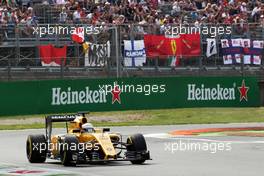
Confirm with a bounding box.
[0,76,260,116]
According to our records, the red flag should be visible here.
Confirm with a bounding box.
[38,44,52,66]
[180,34,201,57]
[144,35,182,58]
[71,27,85,44]
[39,45,67,66]
[52,46,67,65]
[144,35,165,57]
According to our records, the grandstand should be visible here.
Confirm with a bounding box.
[0,0,264,80]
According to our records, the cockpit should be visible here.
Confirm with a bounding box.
[82,123,95,133]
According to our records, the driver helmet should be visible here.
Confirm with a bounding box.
[82,123,94,133]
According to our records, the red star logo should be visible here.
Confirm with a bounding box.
[111,86,121,104]
[238,80,249,101]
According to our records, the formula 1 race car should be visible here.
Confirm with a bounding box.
[26,112,150,166]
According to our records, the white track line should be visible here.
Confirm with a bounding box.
[144,133,264,144]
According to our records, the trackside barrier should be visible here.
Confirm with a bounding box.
[0,76,259,116]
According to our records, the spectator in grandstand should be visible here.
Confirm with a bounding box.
[260,15,264,27]
[73,6,81,23]
[0,0,263,39]
[1,8,9,24]
[80,7,86,22]
[251,2,263,22]
[1,0,15,7]
[10,8,18,23]
[233,15,249,37]
[86,12,93,22]
[171,1,181,16]
[239,2,248,15]
[56,0,66,5]
[59,6,67,23]
[113,14,125,24]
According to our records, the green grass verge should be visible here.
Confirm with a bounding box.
[0,107,264,130]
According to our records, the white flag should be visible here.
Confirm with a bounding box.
[221,39,232,64]
[253,40,264,49]
[124,40,146,67]
[242,39,251,48]
[223,55,233,65]
[232,39,243,63]
[221,39,229,48]
[206,38,217,58]
[253,55,261,65]
[235,54,241,63]
[243,55,251,64]
[252,40,263,65]
[232,38,242,47]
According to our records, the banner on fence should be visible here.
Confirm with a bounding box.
[123,40,146,67]
[38,45,67,66]
[206,38,217,58]
[0,76,259,116]
[221,39,263,65]
[144,34,200,58]
[84,41,110,67]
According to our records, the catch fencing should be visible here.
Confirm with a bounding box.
[0,23,263,80]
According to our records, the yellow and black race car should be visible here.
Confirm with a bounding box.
[26,112,150,166]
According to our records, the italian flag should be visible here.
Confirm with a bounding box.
[169,56,180,67]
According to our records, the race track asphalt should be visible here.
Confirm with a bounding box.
[0,123,264,176]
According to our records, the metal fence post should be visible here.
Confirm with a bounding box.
[241,54,245,76]
[15,26,20,66]
[60,58,64,79]
[216,27,220,67]
[7,57,11,81]
[199,33,203,69]
[115,26,121,78]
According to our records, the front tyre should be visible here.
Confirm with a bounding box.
[126,133,148,164]
[26,134,47,163]
[60,135,79,166]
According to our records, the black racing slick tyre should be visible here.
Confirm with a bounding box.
[60,135,79,166]
[127,133,147,164]
[26,134,47,163]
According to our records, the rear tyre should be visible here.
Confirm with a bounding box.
[26,134,47,163]
[60,135,79,166]
[126,133,147,164]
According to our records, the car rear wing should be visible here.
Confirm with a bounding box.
[45,115,77,123]
[45,111,90,123]
[45,112,89,142]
